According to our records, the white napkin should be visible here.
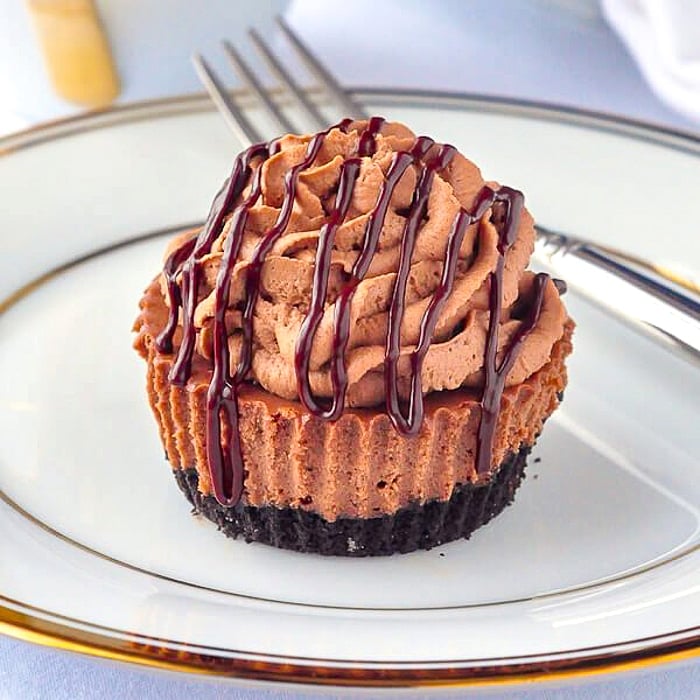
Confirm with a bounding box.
[602,0,700,122]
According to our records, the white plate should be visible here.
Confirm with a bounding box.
[1,91,700,688]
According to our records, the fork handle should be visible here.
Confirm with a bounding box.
[534,226,700,364]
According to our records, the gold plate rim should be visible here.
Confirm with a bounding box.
[2,599,699,688]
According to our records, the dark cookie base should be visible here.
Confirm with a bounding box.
[173,444,531,556]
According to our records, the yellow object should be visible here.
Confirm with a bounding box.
[26,0,120,108]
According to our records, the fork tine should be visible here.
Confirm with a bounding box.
[275,16,367,120]
[221,40,296,135]
[248,28,328,131]
[192,53,262,146]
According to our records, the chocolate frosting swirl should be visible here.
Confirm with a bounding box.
[161,122,566,408]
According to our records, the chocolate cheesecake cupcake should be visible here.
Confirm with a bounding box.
[133,118,573,556]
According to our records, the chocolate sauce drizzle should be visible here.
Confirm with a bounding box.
[157,118,551,506]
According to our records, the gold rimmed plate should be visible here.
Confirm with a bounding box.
[1,90,699,689]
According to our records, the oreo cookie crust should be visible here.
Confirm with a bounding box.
[173,444,531,557]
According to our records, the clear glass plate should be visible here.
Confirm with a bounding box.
[1,91,699,687]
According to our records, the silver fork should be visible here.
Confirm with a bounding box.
[193,16,700,365]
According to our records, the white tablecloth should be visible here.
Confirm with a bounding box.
[2,1,699,697]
